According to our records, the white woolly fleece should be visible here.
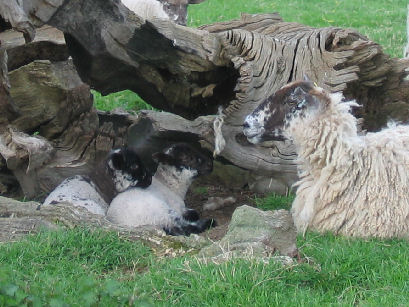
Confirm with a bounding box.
[121,0,170,20]
[107,164,196,228]
[43,175,108,216]
[288,92,409,238]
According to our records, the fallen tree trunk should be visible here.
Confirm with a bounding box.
[0,196,299,261]
[128,110,298,179]
[0,195,194,257]
[1,25,68,71]
[0,49,18,126]
[0,47,21,196]
[1,0,409,199]
[0,0,35,42]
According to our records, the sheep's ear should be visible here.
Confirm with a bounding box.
[292,85,321,110]
[152,152,176,165]
[293,86,308,97]
[304,90,324,110]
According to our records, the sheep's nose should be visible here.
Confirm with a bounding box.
[243,122,250,129]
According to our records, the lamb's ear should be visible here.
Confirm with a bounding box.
[303,74,311,82]
[110,152,125,170]
[152,152,176,165]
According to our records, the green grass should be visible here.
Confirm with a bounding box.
[188,0,407,58]
[254,193,295,211]
[1,228,409,306]
[96,1,407,111]
[0,228,153,306]
[191,186,209,196]
[92,90,155,112]
[140,233,409,306]
[5,2,408,305]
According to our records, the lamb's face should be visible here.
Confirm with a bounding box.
[243,81,319,144]
[107,147,152,192]
[153,143,213,177]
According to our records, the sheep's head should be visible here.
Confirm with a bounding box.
[243,80,324,144]
[152,143,213,177]
[107,147,152,192]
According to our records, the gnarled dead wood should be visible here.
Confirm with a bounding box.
[0,0,35,42]
[0,195,299,263]
[0,49,18,126]
[0,25,68,71]
[0,0,409,198]
[129,110,298,180]
[0,58,115,200]
[0,195,211,258]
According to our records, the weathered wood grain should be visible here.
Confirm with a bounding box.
[0,25,68,71]
[0,196,207,257]
[0,0,409,198]
[0,0,35,42]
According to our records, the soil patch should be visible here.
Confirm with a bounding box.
[185,184,262,241]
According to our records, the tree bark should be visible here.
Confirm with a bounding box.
[0,0,409,199]
[1,25,68,71]
[0,196,298,262]
[0,195,191,256]
[0,0,35,42]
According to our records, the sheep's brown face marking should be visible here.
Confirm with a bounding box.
[243,81,317,144]
[107,147,152,192]
[152,143,213,177]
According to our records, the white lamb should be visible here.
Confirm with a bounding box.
[106,143,216,235]
[43,147,152,216]
[43,175,109,216]
[243,80,409,238]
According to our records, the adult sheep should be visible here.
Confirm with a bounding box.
[243,80,409,238]
[121,0,170,21]
[106,143,216,236]
[121,0,205,25]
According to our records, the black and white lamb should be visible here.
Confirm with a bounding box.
[106,143,216,236]
[243,80,409,238]
[43,147,152,216]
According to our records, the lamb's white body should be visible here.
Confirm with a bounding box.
[43,175,108,216]
[288,93,409,238]
[107,164,193,228]
[121,0,169,20]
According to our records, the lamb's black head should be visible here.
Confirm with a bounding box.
[107,147,152,192]
[152,143,213,177]
[243,80,323,144]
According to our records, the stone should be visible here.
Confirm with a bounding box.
[248,174,293,195]
[198,205,298,262]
